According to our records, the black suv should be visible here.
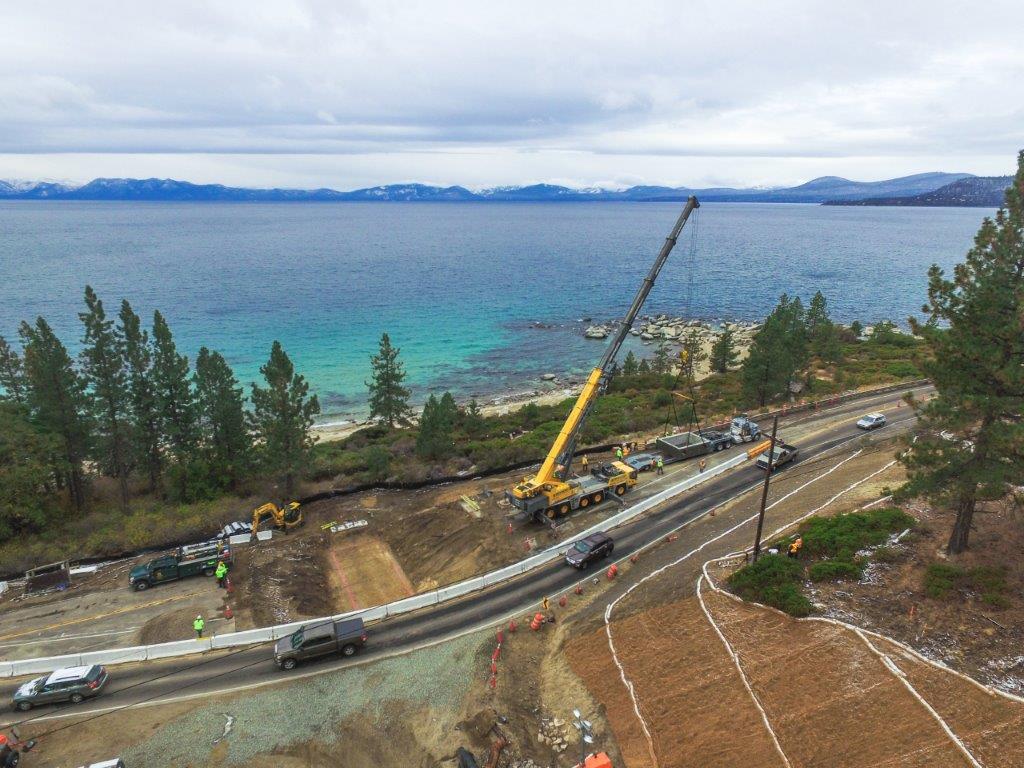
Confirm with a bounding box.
[565,532,614,569]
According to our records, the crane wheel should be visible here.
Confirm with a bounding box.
[559,503,570,516]
[615,485,626,496]
[545,508,556,520]
[593,493,603,504]
[580,497,589,508]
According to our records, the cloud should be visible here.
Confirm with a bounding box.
[0,0,1022,186]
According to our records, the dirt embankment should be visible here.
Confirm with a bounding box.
[810,496,1024,697]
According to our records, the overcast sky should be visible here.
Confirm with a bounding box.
[2,1,1023,189]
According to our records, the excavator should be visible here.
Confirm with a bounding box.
[252,501,303,533]
[507,196,700,523]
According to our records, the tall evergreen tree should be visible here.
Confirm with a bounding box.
[250,341,320,497]
[79,286,132,511]
[741,294,808,407]
[119,301,162,492]
[651,344,671,374]
[710,326,739,374]
[680,329,707,380]
[0,402,60,537]
[0,336,27,404]
[622,350,639,376]
[416,393,454,460]
[19,318,91,511]
[806,291,842,363]
[898,153,1024,554]
[461,396,486,438]
[151,310,198,495]
[367,332,412,427]
[195,347,251,490]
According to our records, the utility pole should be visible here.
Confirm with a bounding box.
[752,415,779,562]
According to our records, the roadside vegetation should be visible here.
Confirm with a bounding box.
[727,506,916,615]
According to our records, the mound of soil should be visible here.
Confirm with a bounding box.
[138,606,207,644]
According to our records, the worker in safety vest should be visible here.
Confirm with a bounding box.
[656,456,665,475]
[788,536,803,559]
[215,560,228,588]
[194,614,205,639]
[623,445,631,458]
[615,446,623,461]
[581,454,589,474]
[699,458,707,473]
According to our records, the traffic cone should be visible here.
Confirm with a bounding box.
[225,576,234,594]
[492,646,501,662]
[606,564,618,580]
[630,554,639,564]
[574,584,583,596]
[558,595,567,608]
[224,605,234,620]
[496,629,504,645]
[531,613,544,631]
[508,619,518,633]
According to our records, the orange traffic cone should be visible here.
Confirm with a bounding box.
[224,605,234,620]
[606,564,618,580]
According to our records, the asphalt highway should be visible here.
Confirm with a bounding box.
[2,384,925,730]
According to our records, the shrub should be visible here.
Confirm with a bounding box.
[800,507,914,561]
[872,545,900,563]
[727,554,811,616]
[884,360,920,378]
[924,562,963,599]
[808,559,864,582]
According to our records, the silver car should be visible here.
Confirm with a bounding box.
[12,665,108,711]
[856,413,887,430]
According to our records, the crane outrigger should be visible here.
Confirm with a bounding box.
[507,196,700,522]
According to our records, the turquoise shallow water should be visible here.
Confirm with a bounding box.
[0,201,990,420]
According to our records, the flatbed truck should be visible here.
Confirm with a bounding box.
[128,544,231,591]
[655,429,734,462]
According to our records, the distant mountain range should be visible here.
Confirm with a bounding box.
[0,172,976,204]
[824,175,1012,207]
[2,169,991,204]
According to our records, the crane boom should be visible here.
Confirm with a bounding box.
[510,196,699,514]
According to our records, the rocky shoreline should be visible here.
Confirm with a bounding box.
[313,314,759,443]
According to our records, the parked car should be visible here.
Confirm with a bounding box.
[274,618,367,670]
[564,532,614,569]
[12,665,108,711]
[856,413,887,430]
[625,452,658,472]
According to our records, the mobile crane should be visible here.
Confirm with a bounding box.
[507,196,700,523]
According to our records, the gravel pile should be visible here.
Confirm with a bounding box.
[124,631,486,767]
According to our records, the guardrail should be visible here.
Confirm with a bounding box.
[0,452,747,678]
[0,379,927,678]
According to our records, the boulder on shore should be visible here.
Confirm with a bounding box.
[584,325,609,339]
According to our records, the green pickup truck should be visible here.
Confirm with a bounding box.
[128,543,230,591]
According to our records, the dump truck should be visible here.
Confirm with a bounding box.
[274,617,367,669]
[252,501,303,533]
[655,429,734,462]
[128,543,231,591]
[507,197,700,523]
[756,441,798,471]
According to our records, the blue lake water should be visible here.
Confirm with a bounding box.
[0,201,990,421]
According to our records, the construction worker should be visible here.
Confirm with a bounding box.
[615,446,623,461]
[623,444,631,458]
[581,454,589,474]
[193,614,205,639]
[788,536,803,559]
[656,455,665,475]
[215,559,228,588]
[542,596,550,612]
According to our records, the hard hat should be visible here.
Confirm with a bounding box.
[0,734,7,745]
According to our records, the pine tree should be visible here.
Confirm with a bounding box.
[0,336,27,404]
[417,392,457,460]
[637,358,651,374]
[119,301,162,492]
[0,402,60,537]
[680,329,707,380]
[19,317,91,511]
[151,311,198,497]
[622,350,639,376]
[651,344,671,374]
[79,286,132,511]
[741,294,809,407]
[367,332,412,427]
[195,347,251,491]
[898,152,1024,554]
[462,396,485,438]
[710,327,739,374]
[806,291,842,363]
[250,341,320,497]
